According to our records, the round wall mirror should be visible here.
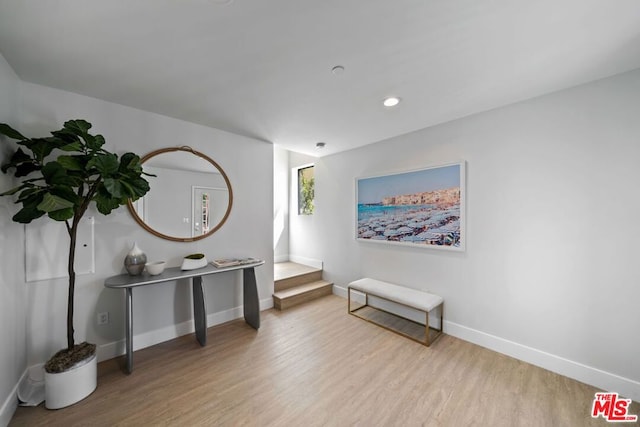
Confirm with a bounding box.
[127,146,233,242]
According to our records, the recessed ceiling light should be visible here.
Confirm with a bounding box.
[331,65,345,75]
[316,142,326,149]
[383,97,401,107]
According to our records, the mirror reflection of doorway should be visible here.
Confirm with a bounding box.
[192,186,229,237]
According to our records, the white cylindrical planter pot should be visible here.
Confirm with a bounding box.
[44,354,97,409]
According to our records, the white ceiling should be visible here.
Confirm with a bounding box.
[1,1,640,157]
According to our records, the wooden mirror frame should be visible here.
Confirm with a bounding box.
[127,146,233,242]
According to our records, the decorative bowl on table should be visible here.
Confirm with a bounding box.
[181,253,208,270]
[145,261,166,275]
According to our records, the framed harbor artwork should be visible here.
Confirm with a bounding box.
[356,161,465,251]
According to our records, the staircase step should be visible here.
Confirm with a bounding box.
[273,280,333,310]
[274,263,323,292]
[274,261,320,281]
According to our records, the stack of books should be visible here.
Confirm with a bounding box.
[210,257,260,268]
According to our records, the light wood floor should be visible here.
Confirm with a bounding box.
[273,261,319,282]
[11,295,639,426]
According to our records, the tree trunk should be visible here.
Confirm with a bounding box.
[67,221,78,350]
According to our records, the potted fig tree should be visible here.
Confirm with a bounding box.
[0,119,151,408]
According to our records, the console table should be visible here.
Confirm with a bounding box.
[104,260,264,373]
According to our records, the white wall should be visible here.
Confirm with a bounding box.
[290,69,640,401]
[0,53,26,427]
[273,146,289,262]
[13,82,274,369]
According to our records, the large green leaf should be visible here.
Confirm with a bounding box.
[0,123,26,140]
[63,119,92,135]
[8,147,32,164]
[62,120,106,151]
[103,177,123,198]
[16,186,45,202]
[50,129,80,144]
[14,162,41,177]
[127,177,151,198]
[87,153,118,176]
[85,134,105,151]
[80,132,96,148]
[50,129,86,152]
[21,137,70,162]
[11,191,46,223]
[119,153,143,174]
[48,208,74,221]
[118,180,135,198]
[41,162,83,187]
[37,193,75,213]
[2,148,40,177]
[95,190,121,215]
[41,162,64,183]
[13,205,46,223]
[0,185,24,196]
[50,186,81,207]
[59,141,83,152]
[56,155,85,171]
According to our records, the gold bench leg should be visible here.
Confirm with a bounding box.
[425,310,430,346]
[348,288,444,347]
[424,302,444,347]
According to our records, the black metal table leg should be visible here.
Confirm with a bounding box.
[243,267,260,329]
[125,287,133,374]
[193,276,207,346]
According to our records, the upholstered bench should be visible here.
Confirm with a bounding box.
[347,278,444,346]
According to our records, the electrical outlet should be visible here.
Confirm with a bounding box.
[97,312,109,325]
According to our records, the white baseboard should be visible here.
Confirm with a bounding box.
[97,297,273,362]
[333,285,640,402]
[259,296,274,311]
[333,284,348,298]
[274,254,289,263]
[0,370,25,427]
[445,321,640,403]
[288,255,323,270]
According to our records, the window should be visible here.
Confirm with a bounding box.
[297,165,315,215]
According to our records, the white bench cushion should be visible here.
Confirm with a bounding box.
[348,278,443,312]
